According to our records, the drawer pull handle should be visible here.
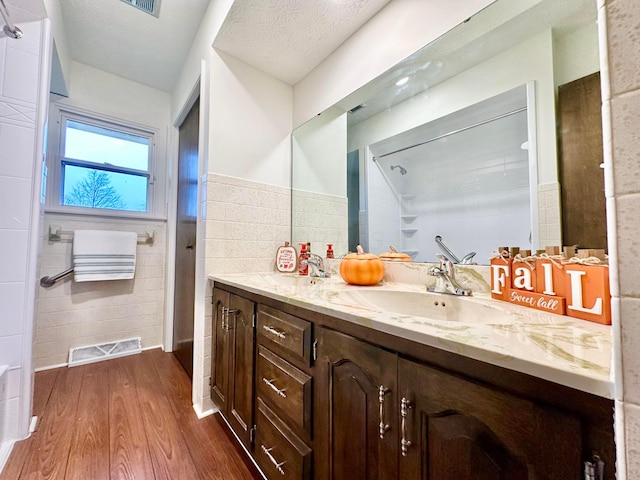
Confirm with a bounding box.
[263,325,286,339]
[400,397,413,456]
[378,385,391,438]
[263,377,287,398]
[261,444,286,475]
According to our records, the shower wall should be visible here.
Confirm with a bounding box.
[368,108,531,263]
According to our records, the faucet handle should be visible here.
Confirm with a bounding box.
[435,253,453,276]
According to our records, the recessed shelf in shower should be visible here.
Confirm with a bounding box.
[401,228,418,235]
[400,194,416,201]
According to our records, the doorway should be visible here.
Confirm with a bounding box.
[173,98,200,377]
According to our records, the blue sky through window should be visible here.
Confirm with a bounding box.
[63,120,150,212]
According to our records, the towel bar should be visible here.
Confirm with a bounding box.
[40,267,74,287]
[47,226,154,245]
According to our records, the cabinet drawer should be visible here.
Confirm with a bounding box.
[255,398,312,480]
[257,305,312,364]
[257,345,312,436]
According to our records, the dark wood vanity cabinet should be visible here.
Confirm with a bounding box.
[315,327,583,480]
[210,288,256,449]
[397,358,582,480]
[314,327,398,480]
[210,283,614,480]
[254,304,314,479]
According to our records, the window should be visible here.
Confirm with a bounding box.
[47,107,161,218]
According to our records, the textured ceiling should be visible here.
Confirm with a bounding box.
[214,0,391,85]
[58,0,210,92]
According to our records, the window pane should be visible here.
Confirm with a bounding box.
[62,165,148,212]
[64,120,149,171]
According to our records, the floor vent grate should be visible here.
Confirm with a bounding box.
[68,337,142,367]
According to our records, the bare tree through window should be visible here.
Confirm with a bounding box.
[65,170,125,209]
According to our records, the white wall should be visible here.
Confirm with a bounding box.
[293,0,496,128]
[292,107,347,197]
[554,22,599,88]
[209,51,292,188]
[33,62,172,369]
[171,0,234,122]
[42,0,70,95]
[0,20,49,455]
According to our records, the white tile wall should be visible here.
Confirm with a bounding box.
[0,21,44,446]
[601,0,640,475]
[292,189,348,258]
[537,182,563,248]
[200,173,291,408]
[34,214,167,369]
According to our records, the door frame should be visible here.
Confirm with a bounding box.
[165,59,212,415]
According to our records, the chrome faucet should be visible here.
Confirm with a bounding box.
[307,253,331,278]
[427,254,472,296]
[434,235,476,265]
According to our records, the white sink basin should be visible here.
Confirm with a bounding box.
[329,289,516,324]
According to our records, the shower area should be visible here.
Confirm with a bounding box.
[364,85,535,263]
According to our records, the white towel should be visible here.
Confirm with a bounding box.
[73,230,137,282]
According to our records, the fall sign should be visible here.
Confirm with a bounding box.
[490,257,611,325]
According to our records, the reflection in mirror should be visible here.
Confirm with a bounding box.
[367,84,533,263]
[291,0,601,265]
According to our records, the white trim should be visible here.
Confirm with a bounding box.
[43,206,167,222]
[192,398,218,419]
[0,440,16,474]
[163,122,177,353]
[526,80,540,249]
[164,74,202,354]
[192,58,211,409]
[45,103,163,219]
[17,18,53,443]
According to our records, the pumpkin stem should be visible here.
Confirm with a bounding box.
[356,245,365,255]
[390,245,398,253]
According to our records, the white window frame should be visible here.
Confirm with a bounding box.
[45,105,165,220]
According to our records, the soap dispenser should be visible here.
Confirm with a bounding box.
[326,244,334,258]
[298,243,308,276]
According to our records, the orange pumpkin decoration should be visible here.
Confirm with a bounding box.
[379,245,412,262]
[340,245,385,286]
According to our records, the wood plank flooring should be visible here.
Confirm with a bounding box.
[1,349,262,480]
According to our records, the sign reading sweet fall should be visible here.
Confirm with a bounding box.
[490,257,611,325]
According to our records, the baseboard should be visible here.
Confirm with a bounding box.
[193,397,218,419]
[0,439,15,475]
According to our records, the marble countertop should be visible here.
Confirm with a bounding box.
[209,272,613,399]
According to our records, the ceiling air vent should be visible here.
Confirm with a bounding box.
[348,103,367,114]
[120,0,160,18]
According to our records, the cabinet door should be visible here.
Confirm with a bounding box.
[211,288,230,412]
[398,358,582,480]
[315,327,398,480]
[227,293,256,449]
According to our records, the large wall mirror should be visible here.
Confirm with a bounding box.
[292,0,604,265]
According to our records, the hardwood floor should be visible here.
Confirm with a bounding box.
[1,349,262,480]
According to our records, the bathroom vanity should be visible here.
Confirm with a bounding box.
[209,273,614,480]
